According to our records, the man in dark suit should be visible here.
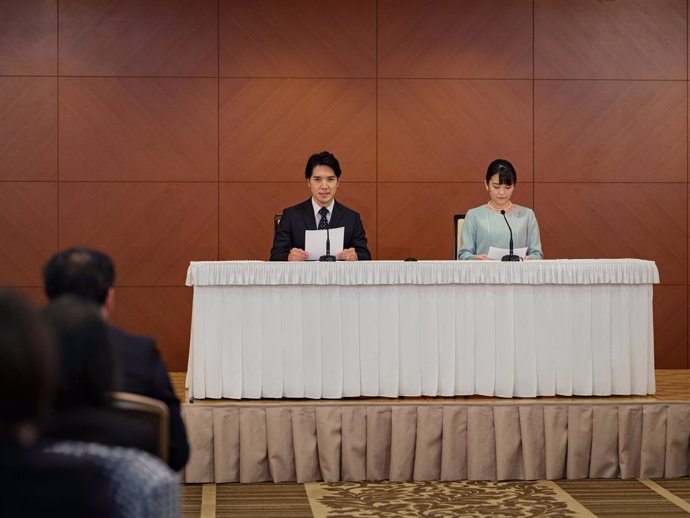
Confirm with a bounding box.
[270,151,371,261]
[42,248,189,471]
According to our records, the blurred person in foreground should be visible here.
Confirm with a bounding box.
[40,296,158,455]
[43,248,189,471]
[0,290,116,518]
[458,158,543,260]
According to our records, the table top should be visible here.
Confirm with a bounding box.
[186,259,660,287]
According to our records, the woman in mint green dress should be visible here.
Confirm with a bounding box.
[458,159,543,260]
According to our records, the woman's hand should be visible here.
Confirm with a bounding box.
[474,254,489,260]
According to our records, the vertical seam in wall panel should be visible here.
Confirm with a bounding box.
[217,0,220,260]
[686,0,689,368]
[56,0,60,250]
[375,0,379,259]
[532,0,535,208]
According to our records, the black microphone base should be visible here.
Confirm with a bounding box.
[501,254,522,262]
[319,254,337,262]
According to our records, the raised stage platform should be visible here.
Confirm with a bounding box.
[174,370,690,484]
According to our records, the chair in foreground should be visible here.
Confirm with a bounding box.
[48,440,180,518]
[110,392,169,464]
[453,214,465,259]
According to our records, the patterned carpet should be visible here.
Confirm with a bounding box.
[182,478,690,517]
[306,480,591,517]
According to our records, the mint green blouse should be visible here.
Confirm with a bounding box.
[458,204,543,260]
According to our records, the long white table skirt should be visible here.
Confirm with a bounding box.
[187,283,655,399]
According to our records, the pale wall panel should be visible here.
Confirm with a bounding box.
[379,0,532,78]
[535,0,686,79]
[221,0,375,77]
[0,77,57,181]
[59,0,217,76]
[0,183,57,287]
[535,80,687,182]
[59,182,218,286]
[379,79,532,182]
[220,78,376,182]
[535,183,686,285]
[111,287,193,372]
[59,78,217,181]
[653,285,688,369]
[0,0,56,75]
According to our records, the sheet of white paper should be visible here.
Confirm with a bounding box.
[487,246,528,261]
[305,227,345,260]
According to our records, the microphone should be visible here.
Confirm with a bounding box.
[319,224,336,262]
[500,209,521,262]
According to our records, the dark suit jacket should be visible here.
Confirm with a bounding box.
[108,326,189,471]
[270,198,371,261]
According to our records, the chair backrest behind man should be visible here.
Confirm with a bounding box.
[111,392,169,463]
[454,214,466,259]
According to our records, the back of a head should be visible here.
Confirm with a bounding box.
[43,248,115,306]
[0,290,55,436]
[41,296,115,410]
[305,151,342,179]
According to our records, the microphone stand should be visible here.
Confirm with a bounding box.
[319,225,336,262]
[500,209,521,262]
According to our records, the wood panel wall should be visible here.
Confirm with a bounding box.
[0,0,687,370]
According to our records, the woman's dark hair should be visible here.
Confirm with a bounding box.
[0,290,55,434]
[485,159,517,186]
[305,151,342,179]
[40,296,116,410]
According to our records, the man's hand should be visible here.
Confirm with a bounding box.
[337,248,358,261]
[288,248,309,261]
[474,254,489,260]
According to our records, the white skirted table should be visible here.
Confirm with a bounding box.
[185,259,659,400]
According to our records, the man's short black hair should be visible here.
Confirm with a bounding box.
[43,248,115,306]
[305,151,342,179]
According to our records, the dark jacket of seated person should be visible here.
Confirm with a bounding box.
[40,297,158,458]
[270,198,371,261]
[107,325,188,469]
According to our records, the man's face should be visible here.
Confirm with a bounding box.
[308,165,339,207]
